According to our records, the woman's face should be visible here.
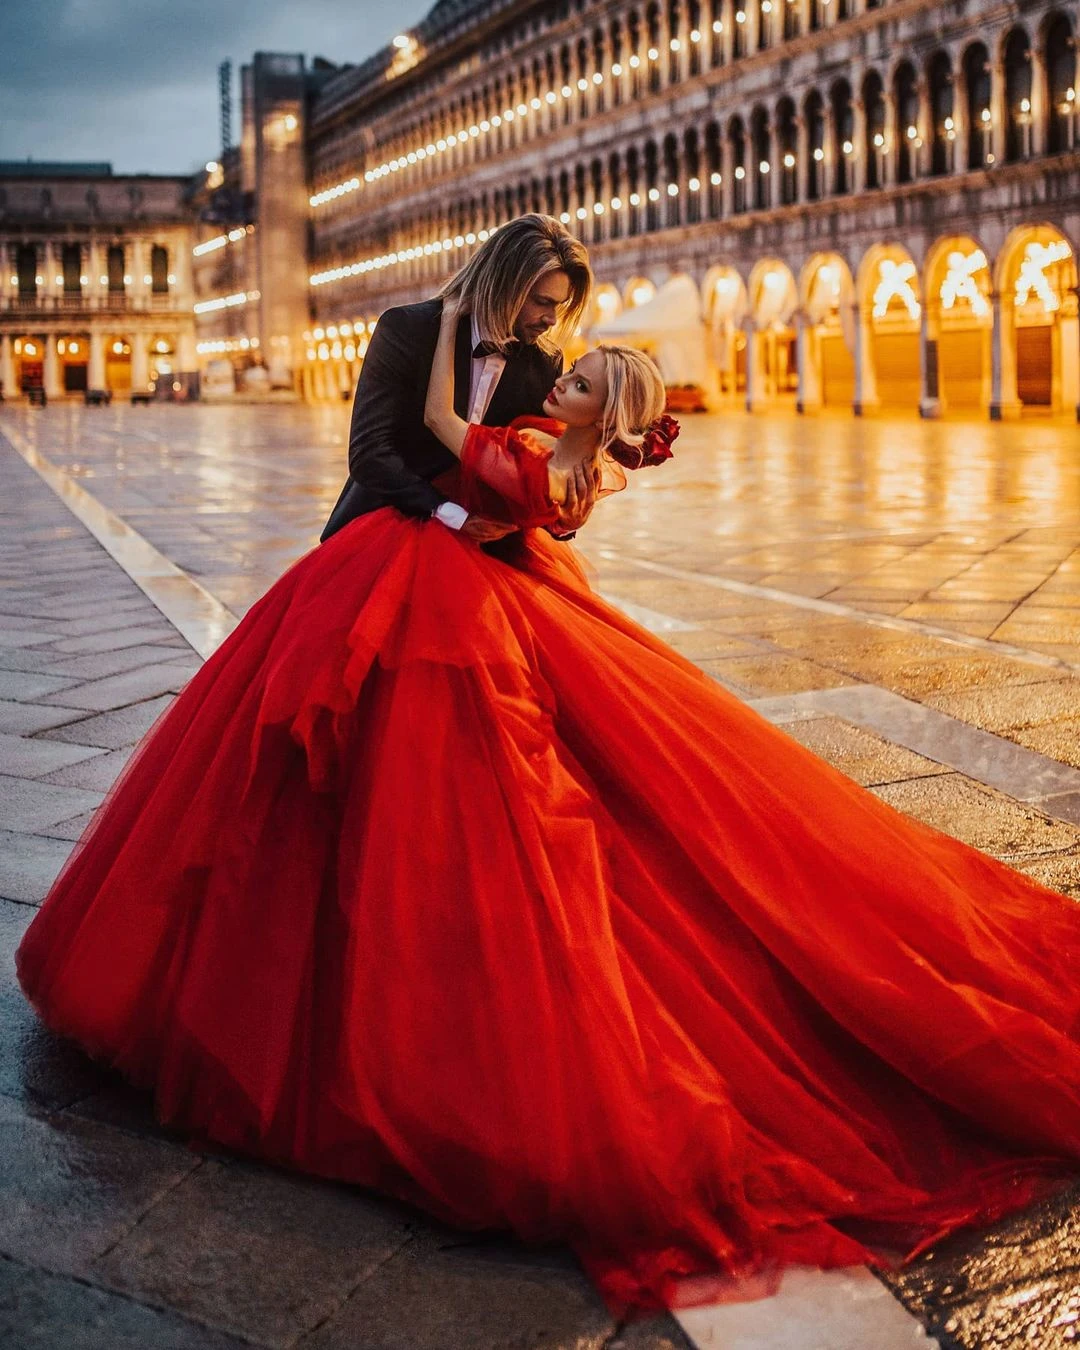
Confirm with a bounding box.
[543,350,609,428]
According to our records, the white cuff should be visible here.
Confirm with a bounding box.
[432,501,469,531]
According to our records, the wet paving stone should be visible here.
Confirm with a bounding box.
[38,693,176,749]
[0,1091,200,1274]
[0,1254,257,1350]
[91,1159,416,1348]
[883,1183,1080,1349]
[301,1234,615,1350]
[778,716,951,786]
[870,774,1080,857]
[0,829,72,904]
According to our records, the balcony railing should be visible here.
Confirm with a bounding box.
[0,293,185,315]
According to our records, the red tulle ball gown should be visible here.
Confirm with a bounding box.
[16,418,1080,1310]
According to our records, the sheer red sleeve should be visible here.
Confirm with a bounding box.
[459,418,562,528]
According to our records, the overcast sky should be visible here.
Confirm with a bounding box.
[0,0,433,176]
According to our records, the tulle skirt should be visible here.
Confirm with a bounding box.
[17,509,1080,1310]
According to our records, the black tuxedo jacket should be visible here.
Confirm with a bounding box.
[320,299,563,541]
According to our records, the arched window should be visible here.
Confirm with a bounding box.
[729,117,747,211]
[107,243,126,293]
[688,0,702,74]
[894,62,920,182]
[1003,27,1033,162]
[684,127,702,221]
[733,0,747,57]
[831,81,854,192]
[783,0,800,40]
[16,243,37,298]
[647,3,662,90]
[705,120,723,216]
[590,159,604,240]
[645,139,661,227]
[750,106,771,208]
[962,43,992,168]
[609,152,624,236]
[663,133,681,224]
[776,98,797,203]
[668,0,682,82]
[626,145,642,233]
[862,70,886,187]
[928,51,954,175]
[805,91,825,199]
[1045,13,1077,153]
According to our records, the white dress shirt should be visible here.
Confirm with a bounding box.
[432,316,507,532]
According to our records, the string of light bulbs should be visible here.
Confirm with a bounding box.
[309,33,719,209]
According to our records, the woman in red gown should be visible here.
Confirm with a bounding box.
[17,303,1080,1313]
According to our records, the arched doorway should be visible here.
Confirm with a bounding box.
[57,334,89,394]
[13,335,43,392]
[106,336,132,393]
[703,265,747,397]
[798,254,855,410]
[995,224,1079,414]
[860,244,922,411]
[925,236,992,413]
[746,259,798,409]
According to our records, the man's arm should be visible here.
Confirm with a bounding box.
[347,308,445,518]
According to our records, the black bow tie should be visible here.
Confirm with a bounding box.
[472,339,522,359]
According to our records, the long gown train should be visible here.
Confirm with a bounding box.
[17,419,1080,1310]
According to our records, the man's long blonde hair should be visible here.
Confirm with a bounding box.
[438,215,591,353]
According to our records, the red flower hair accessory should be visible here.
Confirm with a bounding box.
[608,413,680,469]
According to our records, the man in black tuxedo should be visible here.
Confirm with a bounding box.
[321,215,596,544]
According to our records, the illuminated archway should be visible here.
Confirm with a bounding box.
[858,243,921,411]
[590,282,623,329]
[994,224,1079,413]
[797,253,855,410]
[746,258,798,408]
[623,275,657,309]
[924,235,992,412]
[104,335,133,394]
[703,264,748,396]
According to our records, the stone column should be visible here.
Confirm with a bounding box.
[851,98,867,193]
[130,332,150,393]
[744,319,766,411]
[131,238,146,305]
[851,304,879,416]
[796,115,810,201]
[43,334,62,398]
[0,335,14,398]
[794,312,821,413]
[88,330,107,390]
[989,291,1020,420]
[178,327,197,373]
[918,303,942,418]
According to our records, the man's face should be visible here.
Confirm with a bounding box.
[513,269,573,344]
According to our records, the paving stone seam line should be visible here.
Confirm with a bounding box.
[287,1232,418,1349]
[0,1252,279,1350]
[601,551,1080,675]
[2,425,239,661]
[748,685,1080,821]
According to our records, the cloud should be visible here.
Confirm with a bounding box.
[0,0,432,174]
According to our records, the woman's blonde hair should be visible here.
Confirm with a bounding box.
[438,214,591,353]
[595,346,667,461]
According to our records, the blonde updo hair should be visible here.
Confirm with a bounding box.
[595,346,667,464]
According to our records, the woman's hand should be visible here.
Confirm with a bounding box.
[440,296,463,329]
[553,461,600,534]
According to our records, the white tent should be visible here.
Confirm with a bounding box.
[592,275,712,393]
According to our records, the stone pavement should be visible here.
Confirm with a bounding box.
[3,403,1080,1348]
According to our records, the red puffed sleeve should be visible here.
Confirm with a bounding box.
[459,417,563,528]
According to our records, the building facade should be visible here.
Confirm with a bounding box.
[0,163,196,399]
[301,0,1080,419]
